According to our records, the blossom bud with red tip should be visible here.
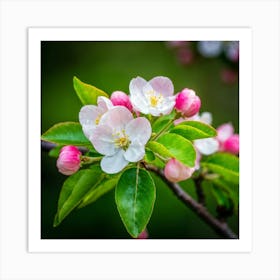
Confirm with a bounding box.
[57,146,81,175]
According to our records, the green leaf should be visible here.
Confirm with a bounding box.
[78,176,119,208]
[211,184,232,210]
[152,111,175,134]
[48,145,63,158]
[115,167,156,238]
[157,133,196,167]
[201,152,239,184]
[41,122,92,147]
[73,76,108,105]
[211,178,239,213]
[147,141,174,160]
[144,149,156,163]
[171,121,217,140]
[54,166,104,226]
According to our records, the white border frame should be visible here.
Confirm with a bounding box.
[28,27,252,253]
[1,1,279,279]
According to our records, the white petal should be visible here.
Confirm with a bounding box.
[157,96,176,115]
[130,91,149,114]
[194,138,219,155]
[124,141,145,162]
[97,96,113,111]
[79,105,103,137]
[99,106,133,131]
[200,112,212,125]
[90,125,116,156]
[101,149,129,174]
[129,76,148,96]
[217,123,234,142]
[125,117,152,144]
[149,76,174,97]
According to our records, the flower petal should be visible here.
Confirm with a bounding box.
[124,140,145,162]
[216,123,234,142]
[101,149,129,174]
[149,76,174,97]
[130,90,150,114]
[194,138,219,155]
[157,96,176,115]
[125,117,152,144]
[97,96,113,111]
[129,76,148,96]
[99,106,133,131]
[200,112,212,125]
[90,125,116,156]
[79,105,103,138]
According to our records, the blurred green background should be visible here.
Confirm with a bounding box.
[41,41,239,239]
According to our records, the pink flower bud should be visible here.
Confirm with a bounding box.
[137,229,149,239]
[175,88,201,117]
[57,146,81,175]
[110,91,133,111]
[164,158,195,183]
[223,134,239,155]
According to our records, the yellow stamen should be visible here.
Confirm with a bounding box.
[95,114,102,125]
[113,130,131,150]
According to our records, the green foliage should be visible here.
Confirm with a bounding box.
[48,145,63,158]
[115,167,156,238]
[171,120,217,140]
[147,141,174,160]
[157,133,196,167]
[73,76,108,105]
[201,152,239,184]
[54,166,104,226]
[41,122,92,147]
[78,176,119,208]
[152,112,175,134]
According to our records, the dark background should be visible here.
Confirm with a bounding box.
[41,41,239,239]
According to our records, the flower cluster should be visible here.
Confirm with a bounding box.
[56,75,239,183]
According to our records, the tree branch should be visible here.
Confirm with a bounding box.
[41,140,238,239]
[146,165,238,239]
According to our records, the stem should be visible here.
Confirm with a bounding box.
[146,165,238,239]
[152,119,174,141]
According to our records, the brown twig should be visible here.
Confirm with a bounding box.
[146,165,238,239]
[41,140,238,239]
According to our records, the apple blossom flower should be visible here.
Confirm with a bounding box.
[79,96,113,138]
[175,88,201,118]
[129,76,176,116]
[164,158,195,183]
[110,91,133,111]
[90,106,152,174]
[57,146,81,175]
[217,123,239,154]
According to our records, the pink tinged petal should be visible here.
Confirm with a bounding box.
[194,138,219,155]
[223,134,239,154]
[216,123,234,143]
[110,91,133,111]
[130,91,150,114]
[164,158,195,183]
[99,106,133,131]
[97,96,113,111]
[149,76,174,97]
[90,125,116,156]
[129,76,148,96]
[194,149,202,170]
[125,117,152,144]
[174,117,186,126]
[101,149,129,174]
[124,140,145,162]
[79,105,103,137]
[156,96,176,115]
[200,112,212,125]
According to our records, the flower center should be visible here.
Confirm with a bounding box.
[147,90,163,107]
[114,130,131,150]
[95,114,102,125]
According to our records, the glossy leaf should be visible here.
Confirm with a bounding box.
[157,133,196,167]
[201,152,239,184]
[73,76,108,105]
[115,167,156,238]
[152,111,175,133]
[78,176,119,208]
[147,141,174,160]
[144,149,156,163]
[53,166,104,226]
[41,122,92,147]
[171,121,217,140]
